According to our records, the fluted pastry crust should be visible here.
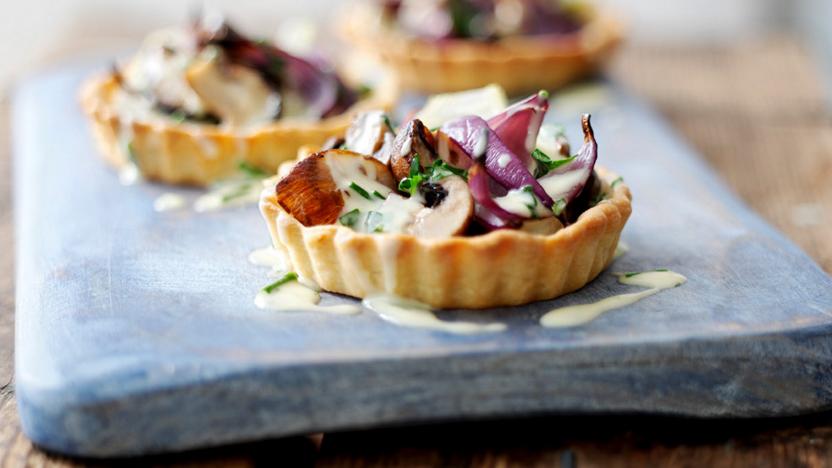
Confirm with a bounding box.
[260,166,631,309]
[343,6,623,94]
[80,74,396,186]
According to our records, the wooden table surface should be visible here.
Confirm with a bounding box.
[1,37,831,467]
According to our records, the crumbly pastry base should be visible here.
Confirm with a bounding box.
[260,167,631,309]
[343,6,623,94]
[80,74,396,186]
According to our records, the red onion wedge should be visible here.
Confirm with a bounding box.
[537,114,598,211]
[468,164,523,229]
[487,90,550,172]
[440,115,554,207]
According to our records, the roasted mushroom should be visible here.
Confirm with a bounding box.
[386,119,439,182]
[276,149,395,226]
[410,176,473,238]
[345,111,394,159]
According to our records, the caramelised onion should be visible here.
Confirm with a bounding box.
[467,164,523,230]
[196,20,356,119]
[537,114,598,211]
[439,115,553,207]
[487,90,549,172]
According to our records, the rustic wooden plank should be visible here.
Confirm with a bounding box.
[2,37,832,466]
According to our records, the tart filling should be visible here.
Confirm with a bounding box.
[260,88,632,308]
[81,15,394,185]
[342,0,622,94]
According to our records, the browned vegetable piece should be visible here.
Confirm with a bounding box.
[387,119,439,182]
[345,111,392,156]
[275,153,343,226]
[410,176,473,238]
[434,129,475,170]
[276,150,396,226]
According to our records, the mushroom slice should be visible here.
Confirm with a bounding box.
[435,129,475,170]
[519,218,564,236]
[186,53,279,126]
[345,111,393,157]
[387,119,439,182]
[410,176,473,238]
[276,149,395,226]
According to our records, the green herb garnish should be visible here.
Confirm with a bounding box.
[238,161,267,178]
[521,185,538,217]
[590,191,607,207]
[365,210,385,232]
[349,182,372,200]
[339,209,360,227]
[382,115,396,133]
[427,159,468,182]
[262,272,298,294]
[552,198,567,216]
[610,176,624,188]
[532,148,576,178]
[126,141,138,164]
[398,155,425,195]
[221,182,254,203]
[623,268,669,278]
[169,109,187,124]
[372,190,386,200]
[357,83,373,98]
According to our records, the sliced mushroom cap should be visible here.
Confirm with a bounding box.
[276,149,395,226]
[519,217,564,236]
[345,111,393,157]
[410,175,473,238]
[387,119,439,182]
[185,51,280,126]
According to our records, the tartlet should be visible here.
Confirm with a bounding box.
[259,89,631,309]
[81,18,395,186]
[343,0,623,94]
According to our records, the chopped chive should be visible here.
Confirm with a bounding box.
[538,89,550,99]
[623,271,640,278]
[610,176,624,188]
[382,115,395,133]
[339,209,360,227]
[356,83,373,98]
[221,182,253,203]
[654,268,669,272]
[365,210,384,233]
[552,198,567,216]
[126,141,138,164]
[372,190,386,200]
[349,182,372,200]
[238,161,267,178]
[531,148,575,177]
[262,272,298,294]
[427,159,467,182]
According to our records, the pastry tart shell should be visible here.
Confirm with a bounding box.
[260,167,631,309]
[80,74,396,186]
[343,6,623,94]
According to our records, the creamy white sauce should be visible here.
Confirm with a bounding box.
[535,123,567,159]
[540,270,686,328]
[363,294,507,335]
[538,168,585,200]
[473,128,489,159]
[494,187,550,218]
[496,153,511,168]
[325,153,394,215]
[248,246,286,269]
[255,276,361,315]
[194,179,264,212]
[118,164,141,186]
[614,241,629,259]
[399,137,413,157]
[153,193,186,212]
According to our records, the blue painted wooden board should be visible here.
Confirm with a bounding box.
[13,63,832,458]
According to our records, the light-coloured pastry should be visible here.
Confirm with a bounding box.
[342,0,623,94]
[81,17,395,186]
[260,88,631,308]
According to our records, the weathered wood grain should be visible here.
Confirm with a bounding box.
[2,37,832,467]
